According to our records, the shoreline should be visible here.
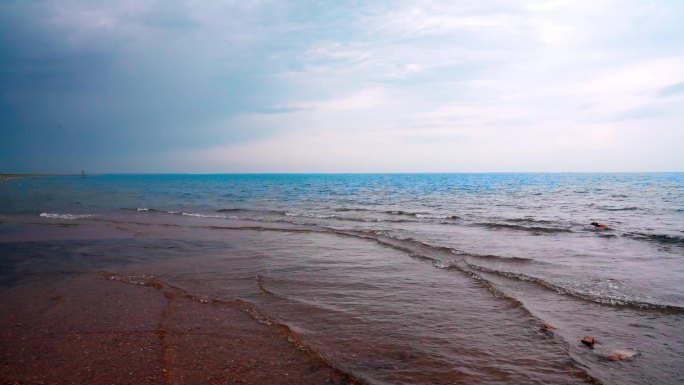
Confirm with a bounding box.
[0,273,354,385]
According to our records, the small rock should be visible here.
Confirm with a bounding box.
[607,350,637,361]
[541,323,556,331]
[581,336,596,348]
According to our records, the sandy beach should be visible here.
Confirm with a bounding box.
[0,273,354,385]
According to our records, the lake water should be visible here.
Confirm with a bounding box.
[1,173,682,384]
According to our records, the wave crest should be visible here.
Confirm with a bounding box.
[40,212,93,220]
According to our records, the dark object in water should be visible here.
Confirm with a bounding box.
[541,323,556,331]
[590,222,608,229]
[581,336,596,348]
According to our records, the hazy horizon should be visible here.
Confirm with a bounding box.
[4,171,684,176]
[2,1,683,173]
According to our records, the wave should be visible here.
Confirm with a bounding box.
[217,208,287,216]
[235,300,372,384]
[215,208,244,213]
[314,229,683,313]
[122,207,179,214]
[332,209,426,216]
[203,209,444,224]
[596,206,640,211]
[180,212,226,219]
[463,252,535,263]
[338,217,417,224]
[255,274,275,295]
[39,212,94,220]
[477,222,573,234]
[504,217,557,225]
[382,210,460,220]
[464,263,684,313]
[285,211,336,219]
[281,211,419,224]
[332,207,373,213]
[97,215,539,267]
[124,206,463,225]
[336,216,418,223]
[369,235,532,263]
[284,211,458,223]
[101,271,371,385]
[122,207,164,213]
[415,213,460,220]
[332,207,460,220]
[124,208,242,219]
[625,232,684,247]
[385,210,427,217]
[86,217,683,314]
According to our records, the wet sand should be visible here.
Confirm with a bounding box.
[0,274,354,385]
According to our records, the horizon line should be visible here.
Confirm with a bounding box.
[3,171,683,176]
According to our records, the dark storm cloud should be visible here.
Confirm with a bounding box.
[0,1,297,172]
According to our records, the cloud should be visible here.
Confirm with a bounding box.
[658,81,684,97]
[1,0,683,172]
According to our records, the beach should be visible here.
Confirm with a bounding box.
[0,271,354,385]
[1,174,682,384]
[1,219,598,385]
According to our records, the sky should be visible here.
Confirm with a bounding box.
[1,0,683,173]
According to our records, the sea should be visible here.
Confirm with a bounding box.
[1,173,682,384]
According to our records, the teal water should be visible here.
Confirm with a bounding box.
[2,173,683,242]
[1,173,683,384]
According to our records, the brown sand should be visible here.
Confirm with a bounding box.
[0,274,353,385]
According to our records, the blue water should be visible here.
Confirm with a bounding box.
[1,173,683,384]
[2,172,682,228]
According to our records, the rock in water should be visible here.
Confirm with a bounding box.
[607,350,637,361]
[581,336,596,348]
[542,323,555,330]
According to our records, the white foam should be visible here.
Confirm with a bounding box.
[181,212,223,218]
[40,212,93,220]
[285,211,335,218]
[433,260,451,269]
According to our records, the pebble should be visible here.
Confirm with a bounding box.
[541,323,556,331]
[581,336,596,348]
[607,350,637,361]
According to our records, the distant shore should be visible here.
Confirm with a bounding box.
[0,173,77,181]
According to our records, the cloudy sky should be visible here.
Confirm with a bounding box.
[1,0,683,173]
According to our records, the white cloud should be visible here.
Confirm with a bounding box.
[132,0,684,171]
[2,0,683,172]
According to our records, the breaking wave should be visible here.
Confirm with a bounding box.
[464,263,684,313]
[39,212,94,220]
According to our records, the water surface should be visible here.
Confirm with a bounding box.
[1,173,682,384]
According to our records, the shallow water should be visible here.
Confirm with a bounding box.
[1,173,682,384]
